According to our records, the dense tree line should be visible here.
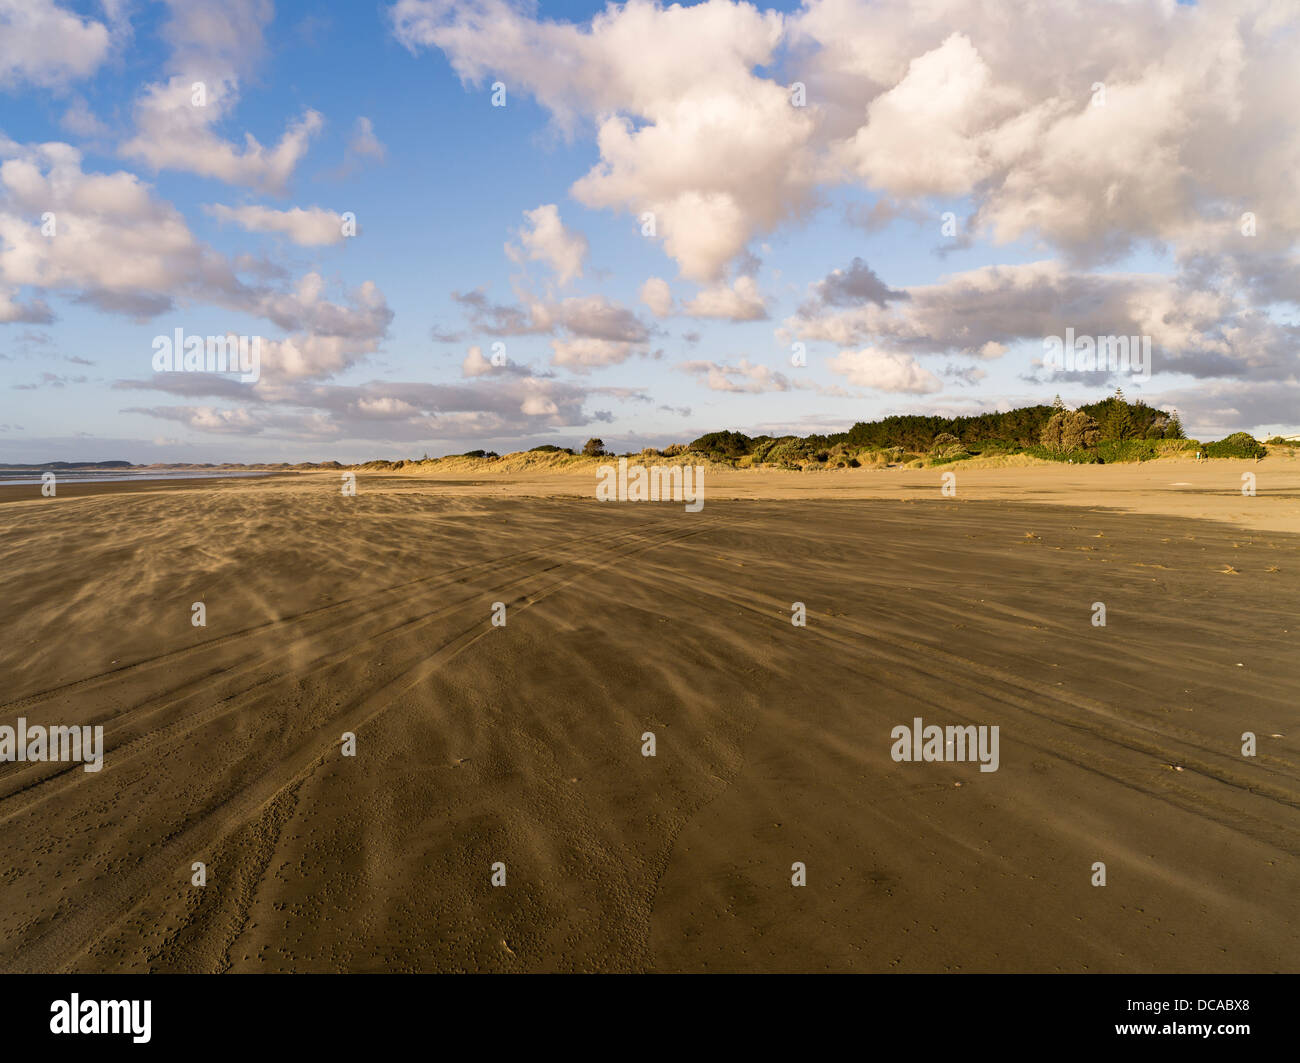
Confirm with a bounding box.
[688,393,1186,462]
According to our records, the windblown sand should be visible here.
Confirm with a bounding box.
[0,460,1296,972]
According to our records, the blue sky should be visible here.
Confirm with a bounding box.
[0,0,1296,463]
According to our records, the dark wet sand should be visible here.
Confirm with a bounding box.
[0,474,1296,972]
[0,473,293,505]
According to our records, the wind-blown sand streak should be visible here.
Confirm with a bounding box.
[0,468,1295,972]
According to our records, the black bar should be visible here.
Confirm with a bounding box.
[0,974,1290,1051]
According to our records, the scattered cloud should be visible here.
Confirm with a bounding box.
[0,0,112,89]
[122,77,323,194]
[206,203,347,246]
[59,97,112,139]
[677,357,799,394]
[639,276,673,317]
[683,275,768,321]
[505,204,588,286]
[348,116,385,162]
[825,349,943,393]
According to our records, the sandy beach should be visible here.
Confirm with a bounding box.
[0,460,1296,972]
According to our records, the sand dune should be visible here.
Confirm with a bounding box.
[0,464,1296,972]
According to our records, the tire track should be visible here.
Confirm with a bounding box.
[611,554,1300,850]
[1,513,732,973]
[0,518,693,817]
[0,515,662,716]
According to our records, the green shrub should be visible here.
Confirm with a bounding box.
[758,437,823,468]
[1204,432,1266,459]
[966,440,1018,456]
[930,438,969,463]
[1097,439,1158,463]
[1024,445,1102,463]
[688,430,753,459]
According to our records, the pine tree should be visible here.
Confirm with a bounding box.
[1101,388,1132,440]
